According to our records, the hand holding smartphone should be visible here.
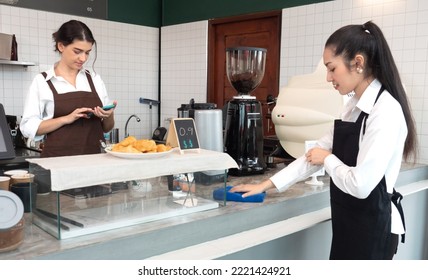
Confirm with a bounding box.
[87,104,116,118]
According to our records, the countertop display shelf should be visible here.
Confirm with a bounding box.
[0,60,37,67]
[27,149,238,240]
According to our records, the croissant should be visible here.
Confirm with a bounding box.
[118,136,137,147]
[110,136,172,154]
[112,144,140,153]
[156,144,172,152]
[133,139,157,153]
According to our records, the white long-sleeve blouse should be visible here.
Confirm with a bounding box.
[270,79,407,234]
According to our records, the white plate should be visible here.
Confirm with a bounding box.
[104,147,174,159]
[0,190,24,230]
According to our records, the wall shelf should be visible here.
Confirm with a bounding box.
[0,60,37,67]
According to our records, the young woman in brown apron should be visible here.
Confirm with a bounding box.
[230,21,417,259]
[40,71,106,157]
[20,20,116,158]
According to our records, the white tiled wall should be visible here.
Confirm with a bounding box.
[160,21,208,129]
[161,0,428,164]
[280,0,428,163]
[2,1,428,164]
[0,5,159,140]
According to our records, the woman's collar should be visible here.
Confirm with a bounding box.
[356,79,382,114]
[44,63,86,81]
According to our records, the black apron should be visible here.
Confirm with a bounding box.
[329,87,405,260]
[41,71,104,157]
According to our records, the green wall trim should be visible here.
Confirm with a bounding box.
[162,0,331,26]
[107,0,331,27]
[107,0,161,27]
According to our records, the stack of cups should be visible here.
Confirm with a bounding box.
[5,170,36,213]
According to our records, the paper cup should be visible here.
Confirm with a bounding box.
[11,173,35,185]
[0,176,10,191]
[4,170,28,177]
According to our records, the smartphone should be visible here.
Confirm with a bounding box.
[102,104,116,110]
[87,104,116,117]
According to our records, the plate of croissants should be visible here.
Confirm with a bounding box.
[105,136,174,159]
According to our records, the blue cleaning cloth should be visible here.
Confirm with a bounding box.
[213,186,266,203]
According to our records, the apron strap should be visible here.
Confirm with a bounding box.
[361,86,385,135]
[391,189,406,243]
[84,70,97,93]
[41,72,59,96]
[42,71,96,96]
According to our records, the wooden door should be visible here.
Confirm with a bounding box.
[208,11,281,136]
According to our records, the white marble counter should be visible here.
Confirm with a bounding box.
[1,161,427,260]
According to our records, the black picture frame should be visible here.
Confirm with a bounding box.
[0,103,16,159]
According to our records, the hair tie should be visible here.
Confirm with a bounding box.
[362,24,371,34]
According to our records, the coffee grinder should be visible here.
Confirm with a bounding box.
[224,47,267,176]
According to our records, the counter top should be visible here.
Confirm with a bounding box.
[0,147,40,174]
[1,160,427,260]
[2,147,40,160]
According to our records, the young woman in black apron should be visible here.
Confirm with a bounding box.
[230,21,417,260]
[20,20,116,157]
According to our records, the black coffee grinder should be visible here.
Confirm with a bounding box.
[224,47,267,176]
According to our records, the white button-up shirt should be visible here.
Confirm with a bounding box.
[270,79,406,234]
[20,65,111,141]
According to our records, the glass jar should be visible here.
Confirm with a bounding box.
[0,218,24,252]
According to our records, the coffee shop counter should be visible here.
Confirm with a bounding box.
[1,159,427,260]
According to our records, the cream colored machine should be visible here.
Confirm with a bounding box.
[272,60,348,158]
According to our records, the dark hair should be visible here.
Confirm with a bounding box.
[325,21,417,162]
[52,20,97,68]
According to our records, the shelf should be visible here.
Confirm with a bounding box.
[0,60,37,67]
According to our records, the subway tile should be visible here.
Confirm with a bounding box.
[1,1,428,162]
[0,6,158,140]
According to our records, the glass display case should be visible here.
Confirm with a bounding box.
[27,149,237,239]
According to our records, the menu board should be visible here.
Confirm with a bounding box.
[2,0,107,19]
[166,118,200,154]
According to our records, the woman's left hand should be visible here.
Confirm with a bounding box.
[93,101,117,120]
[306,147,331,165]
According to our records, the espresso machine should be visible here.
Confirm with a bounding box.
[224,47,267,176]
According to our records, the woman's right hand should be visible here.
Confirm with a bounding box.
[36,107,93,135]
[65,107,94,123]
[229,180,275,198]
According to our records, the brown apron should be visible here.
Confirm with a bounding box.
[40,71,104,157]
[329,86,405,259]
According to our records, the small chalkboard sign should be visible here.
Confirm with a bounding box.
[166,118,200,154]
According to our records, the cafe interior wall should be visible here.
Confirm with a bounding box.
[161,0,428,165]
[0,4,159,141]
[0,0,428,165]
[0,0,331,144]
